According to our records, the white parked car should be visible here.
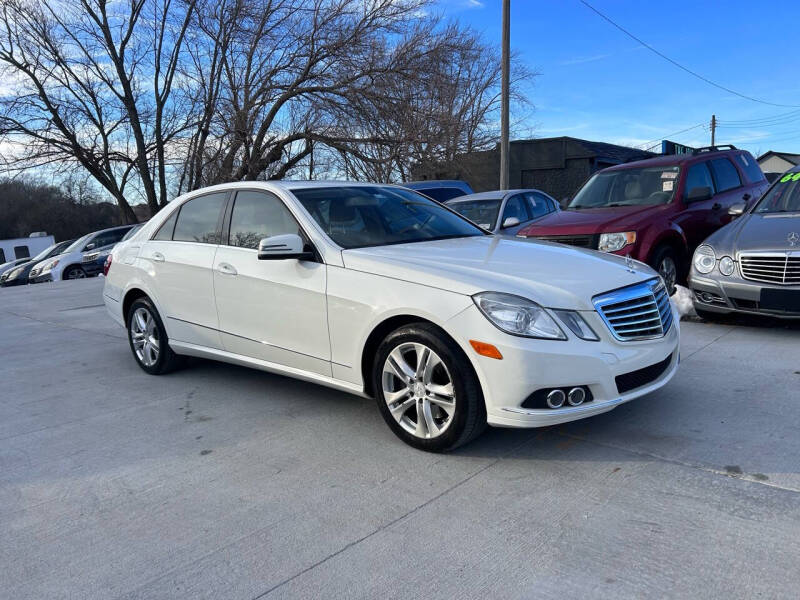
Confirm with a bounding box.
[104,182,679,451]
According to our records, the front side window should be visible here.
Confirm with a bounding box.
[710,158,742,192]
[292,186,485,249]
[502,195,529,225]
[172,193,227,243]
[569,166,680,208]
[684,162,715,198]
[524,192,555,218]
[228,191,301,249]
[754,172,800,214]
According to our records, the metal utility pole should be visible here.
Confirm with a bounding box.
[710,114,716,146]
[500,0,510,190]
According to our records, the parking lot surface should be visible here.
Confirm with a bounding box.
[2,278,800,599]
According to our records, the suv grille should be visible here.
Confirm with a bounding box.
[593,279,673,341]
[532,234,597,249]
[739,253,800,285]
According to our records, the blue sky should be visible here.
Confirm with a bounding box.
[439,0,800,157]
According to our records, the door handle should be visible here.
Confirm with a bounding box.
[151,251,165,263]
[216,262,238,276]
[712,202,722,211]
[742,193,751,202]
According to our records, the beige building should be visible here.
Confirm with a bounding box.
[757,151,800,178]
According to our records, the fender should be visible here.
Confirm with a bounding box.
[640,221,688,263]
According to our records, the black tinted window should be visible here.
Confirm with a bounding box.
[153,210,178,241]
[684,162,715,197]
[89,228,129,249]
[14,245,30,259]
[0,249,5,263]
[419,187,466,202]
[735,153,765,183]
[173,193,226,243]
[228,191,300,249]
[710,158,741,192]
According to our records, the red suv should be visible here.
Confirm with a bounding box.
[517,146,769,290]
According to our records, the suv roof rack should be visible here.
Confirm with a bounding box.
[692,144,737,155]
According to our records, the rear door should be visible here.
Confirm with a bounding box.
[212,189,330,376]
[139,191,228,349]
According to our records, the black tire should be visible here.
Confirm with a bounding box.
[650,245,680,295]
[63,265,87,280]
[372,322,486,452]
[126,296,183,375]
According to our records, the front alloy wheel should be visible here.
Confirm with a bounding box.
[373,323,486,452]
[382,342,456,439]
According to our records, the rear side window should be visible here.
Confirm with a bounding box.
[228,191,300,249]
[684,162,715,197]
[153,210,178,241]
[173,193,227,243]
[735,153,765,183]
[420,187,466,202]
[14,245,30,259]
[710,158,742,192]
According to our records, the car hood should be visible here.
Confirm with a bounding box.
[706,212,800,254]
[342,236,658,311]
[518,205,667,235]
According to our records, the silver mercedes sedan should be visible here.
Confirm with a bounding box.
[689,168,800,318]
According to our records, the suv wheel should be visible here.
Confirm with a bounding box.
[126,297,182,375]
[651,245,679,294]
[63,266,87,280]
[373,323,486,452]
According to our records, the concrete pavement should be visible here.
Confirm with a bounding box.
[1,278,799,599]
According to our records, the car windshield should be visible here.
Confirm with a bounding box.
[448,199,502,229]
[569,166,680,209]
[291,186,486,249]
[754,173,800,214]
[31,244,57,261]
[64,233,92,253]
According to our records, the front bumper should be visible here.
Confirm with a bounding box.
[447,303,680,428]
[689,272,800,318]
[28,272,53,284]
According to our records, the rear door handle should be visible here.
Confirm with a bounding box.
[216,262,238,276]
[151,251,165,263]
[712,202,722,211]
[742,193,752,201]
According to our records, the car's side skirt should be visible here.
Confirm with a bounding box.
[168,340,369,398]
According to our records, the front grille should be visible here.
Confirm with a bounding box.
[593,279,673,341]
[740,253,800,285]
[615,353,674,394]
[532,234,598,249]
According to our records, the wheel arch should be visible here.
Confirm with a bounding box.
[646,227,689,270]
[122,287,151,322]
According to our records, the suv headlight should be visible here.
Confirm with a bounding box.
[693,245,716,274]
[598,231,636,253]
[473,292,566,339]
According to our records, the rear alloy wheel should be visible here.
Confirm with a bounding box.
[373,323,486,452]
[126,297,182,375]
[64,266,87,280]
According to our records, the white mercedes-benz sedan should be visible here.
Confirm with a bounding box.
[103,181,679,451]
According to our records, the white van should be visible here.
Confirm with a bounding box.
[0,233,55,265]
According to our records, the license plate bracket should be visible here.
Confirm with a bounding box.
[760,288,800,312]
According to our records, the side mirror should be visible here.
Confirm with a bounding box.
[257,234,315,261]
[502,216,521,229]
[85,242,96,250]
[686,186,712,203]
[728,202,746,217]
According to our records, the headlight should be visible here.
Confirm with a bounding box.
[42,260,58,273]
[473,292,566,339]
[552,310,599,341]
[6,266,24,280]
[693,245,716,274]
[719,256,735,276]
[598,231,636,253]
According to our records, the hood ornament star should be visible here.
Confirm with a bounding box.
[625,254,636,273]
[789,232,799,247]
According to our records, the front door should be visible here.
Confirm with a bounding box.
[212,190,331,376]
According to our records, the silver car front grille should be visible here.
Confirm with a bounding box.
[739,253,800,285]
[593,279,673,341]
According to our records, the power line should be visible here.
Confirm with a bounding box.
[578,0,800,108]
[720,108,800,126]
[638,123,706,151]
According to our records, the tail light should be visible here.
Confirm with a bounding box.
[103,254,113,276]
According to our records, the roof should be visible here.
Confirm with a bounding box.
[602,147,743,172]
[447,189,546,203]
[757,151,800,166]
[509,136,655,164]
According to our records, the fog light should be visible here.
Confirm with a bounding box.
[546,389,565,409]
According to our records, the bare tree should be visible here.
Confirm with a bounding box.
[0,0,197,221]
